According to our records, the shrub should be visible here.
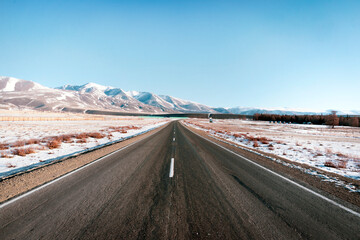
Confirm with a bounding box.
[324,161,336,168]
[76,133,88,139]
[25,147,36,154]
[88,132,105,139]
[336,153,347,158]
[0,144,9,150]
[12,148,26,156]
[62,134,73,142]
[337,161,347,168]
[1,153,12,158]
[77,139,87,143]
[253,141,259,147]
[259,137,269,144]
[47,140,61,149]
[12,140,25,147]
[26,139,40,145]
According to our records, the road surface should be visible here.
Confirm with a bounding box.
[1,121,359,239]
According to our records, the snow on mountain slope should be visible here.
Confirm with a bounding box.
[227,107,360,116]
[133,92,174,110]
[159,95,217,113]
[2,76,357,115]
[0,76,49,92]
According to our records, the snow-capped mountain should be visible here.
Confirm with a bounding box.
[226,107,360,116]
[0,76,49,92]
[0,76,216,113]
[158,95,215,113]
[57,83,217,113]
[1,76,358,115]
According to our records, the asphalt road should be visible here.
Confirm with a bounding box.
[1,121,359,239]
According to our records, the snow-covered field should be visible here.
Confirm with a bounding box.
[184,119,360,181]
[0,113,170,175]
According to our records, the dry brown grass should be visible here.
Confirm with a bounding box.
[0,144,8,150]
[88,132,105,139]
[25,147,36,154]
[76,139,87,143]
[12,148,26,156]
[1,153,12,158]
[12,140,25,147]
[25,139,40,145]
[47,140,61,149]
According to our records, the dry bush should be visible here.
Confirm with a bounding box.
[25,147,36,154]
[337,160,347,168]
[6,163,16,168]
[61,134,74,143]
[324,161,336,168]
[314,153,324,157]
[233,133,243,138]
[253,141,259,147]
[0,144,9,150]
[247,136,256,141]
[260,137,269,144]
[268,146,275,150]
[77,139,87,143]
[76,133,88,139]
[12,148,26,156]
[47,140,61,149]
[26,139,40,145]
[336,153,347,158]
[12,140,25,147]
[1,153,12,158]
[276,140,283,144]
[88,132,105,139]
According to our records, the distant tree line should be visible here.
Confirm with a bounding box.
[253,112,359,128]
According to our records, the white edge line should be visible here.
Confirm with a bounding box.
[0,123,169,209]
[182,123,360,218]
[169,158,174,178]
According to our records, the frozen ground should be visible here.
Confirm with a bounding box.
[184,119,360,181]
[0,113,170,174]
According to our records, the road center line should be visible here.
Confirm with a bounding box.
[169,158,174,178]
[173,137,175,141]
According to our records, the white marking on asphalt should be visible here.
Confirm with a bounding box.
[184,124,360,218]
[0,124,169,209]
[173,138,175,141]
[169,158,174,178]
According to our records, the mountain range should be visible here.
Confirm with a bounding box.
[1,76,359,116]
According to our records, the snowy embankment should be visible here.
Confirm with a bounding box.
[184,119,360,192]
[0,117,170,177]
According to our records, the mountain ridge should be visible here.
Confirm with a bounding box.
[1,76,359,115]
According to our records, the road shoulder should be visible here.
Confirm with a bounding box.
[182,122,360,208]
[0,123,170,204]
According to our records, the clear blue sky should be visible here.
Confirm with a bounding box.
[1,0,359,110]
